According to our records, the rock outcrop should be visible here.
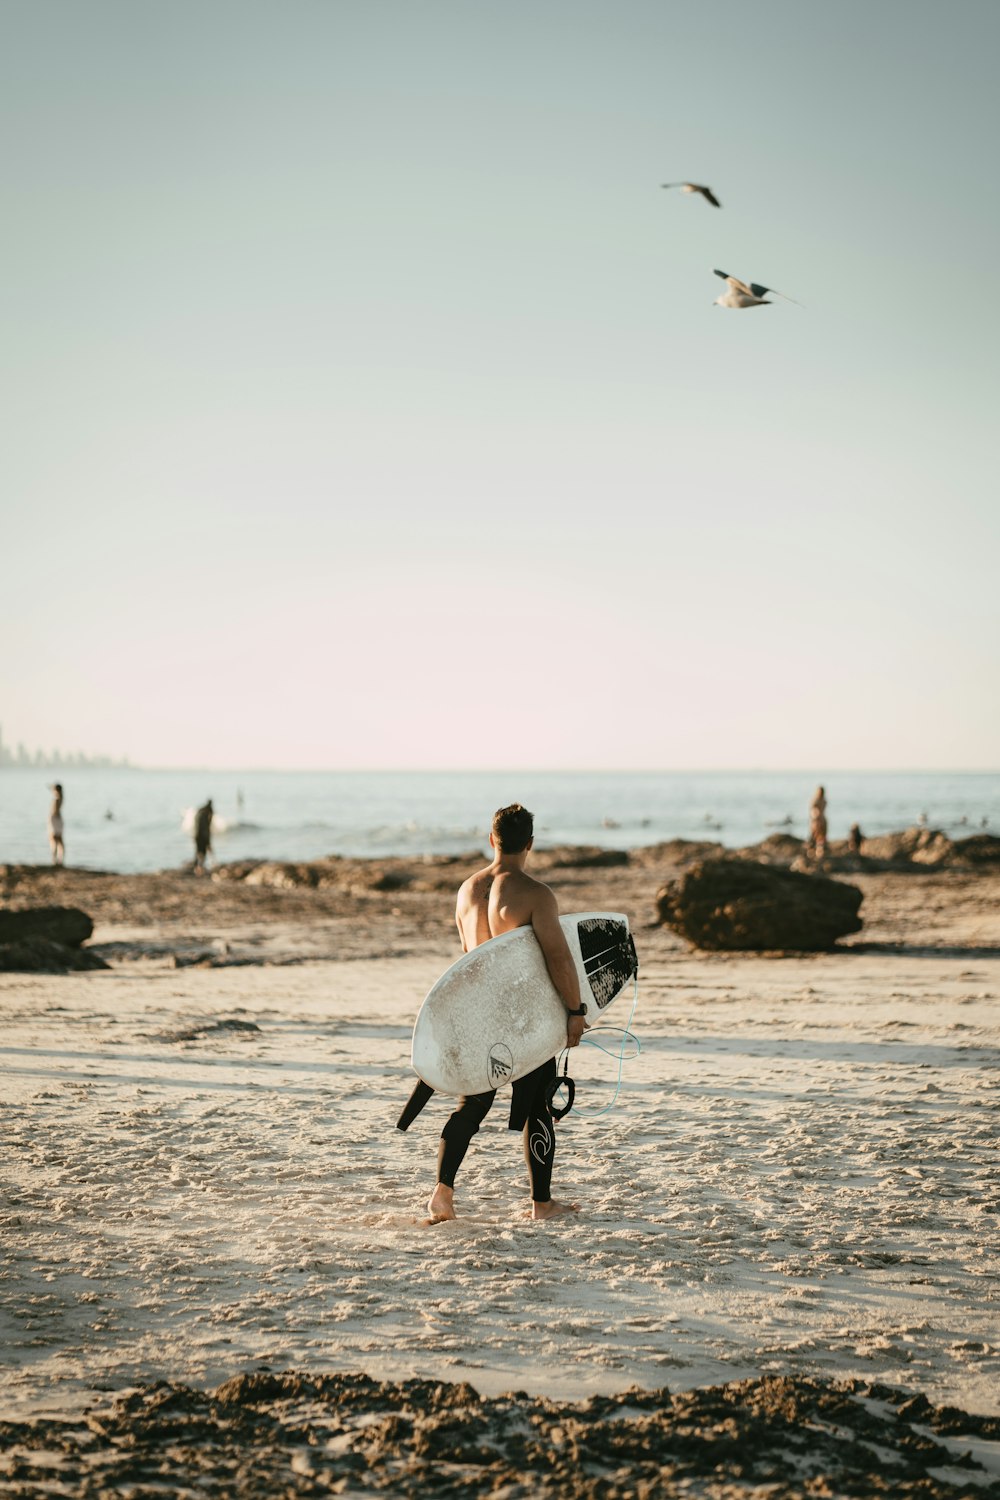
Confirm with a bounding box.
[0,906,94,947]
[0,906,108,973]
[656,857,863,951]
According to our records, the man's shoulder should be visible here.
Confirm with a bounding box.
[497,868,555,906]
[457,864,494,896]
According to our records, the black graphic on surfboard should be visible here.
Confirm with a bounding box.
[577,918,638,1009]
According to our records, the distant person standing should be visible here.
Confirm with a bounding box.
[193,799,214,873]
[808,785,828,857]
[48,783,65,866]
[847,822,864,855]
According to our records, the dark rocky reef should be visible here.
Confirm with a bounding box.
[656,858,864,951]
[212,854,473,895]
[950,832,1000,864]
[210,846,633,894]
[633,829,984,880]
[631,839,725,870]
[738,832,806,865]
[0,906,109,973]
[811,828,1000,874]
[0,1371,995,1498]
[857,827,957,868]
[543,846,631,869]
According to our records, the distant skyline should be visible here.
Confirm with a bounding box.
[3,2,998,772]
[0,726,130,770]
[0,725,993,776]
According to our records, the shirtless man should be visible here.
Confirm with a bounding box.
[426,803,587,1225]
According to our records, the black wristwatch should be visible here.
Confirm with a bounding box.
[567,1004,588,1017]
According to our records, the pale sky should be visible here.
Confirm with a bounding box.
[2,0,998,770]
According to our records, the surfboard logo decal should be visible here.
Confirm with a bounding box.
[487,1043,514,1086]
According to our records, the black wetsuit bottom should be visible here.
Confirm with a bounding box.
[436,1057,557,1203]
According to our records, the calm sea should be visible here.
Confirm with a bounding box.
[0,768,996,875]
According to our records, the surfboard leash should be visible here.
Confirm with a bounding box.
[547,973,641,1121]
[546,1054,576,1120]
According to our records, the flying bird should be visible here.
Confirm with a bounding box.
[662,181,721,208]
[712,269,800,308]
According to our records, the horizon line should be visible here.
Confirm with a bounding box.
[1,764,996,777]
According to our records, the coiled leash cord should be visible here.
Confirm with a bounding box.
[547,1055,576,1120]
[545,973,641,1121]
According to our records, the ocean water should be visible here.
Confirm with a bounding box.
[0,768,996,875]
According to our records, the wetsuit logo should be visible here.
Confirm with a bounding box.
[529,1118,553,1165]
[487,1043,514,1086]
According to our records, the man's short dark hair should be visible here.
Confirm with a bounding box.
[492,803,534,853]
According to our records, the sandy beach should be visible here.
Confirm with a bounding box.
[2,848,999,1494]
[7,0,1000,1489]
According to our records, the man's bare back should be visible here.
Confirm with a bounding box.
[457,865,554,950]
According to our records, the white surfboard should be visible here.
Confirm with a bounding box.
[410,912,637,1097]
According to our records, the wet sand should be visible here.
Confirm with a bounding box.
[1,851,998,1494]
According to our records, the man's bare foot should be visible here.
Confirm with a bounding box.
[530,1198,580,1221]
[423,1184,456,1226]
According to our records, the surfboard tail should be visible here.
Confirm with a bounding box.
[396,1078,435,1131]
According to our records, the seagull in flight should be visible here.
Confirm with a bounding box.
[712,269,800,308]
[662,181,721,208]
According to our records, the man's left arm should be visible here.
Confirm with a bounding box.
[530,885,587,1048]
